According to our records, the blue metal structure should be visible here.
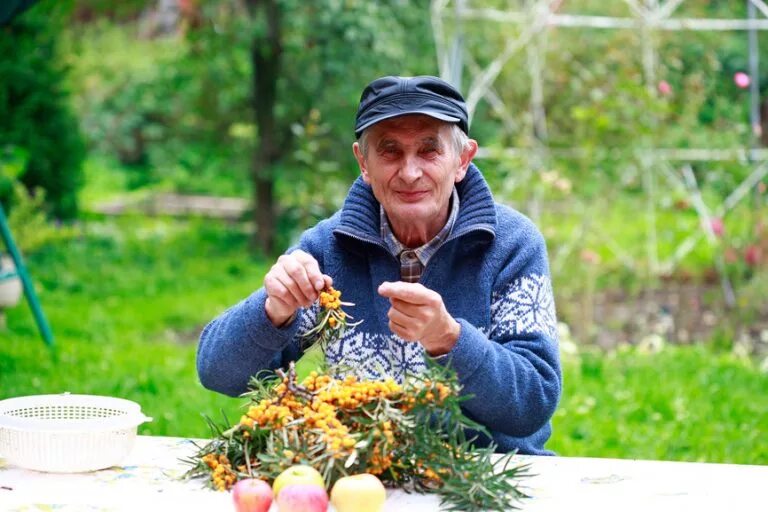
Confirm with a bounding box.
[0,202,54,347]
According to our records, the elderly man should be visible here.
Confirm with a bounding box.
[197,75,561,455]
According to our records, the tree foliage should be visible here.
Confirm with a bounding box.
[0,1,85,219]
[189,0,437,252]
[64,0,435,251]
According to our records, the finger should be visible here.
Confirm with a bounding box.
[388,306,419,328]
[266,293,291,310]
[387,306,421,341]
[379,281,433,305]
[389,297,424,317]
[388,317,417,341]
[264,267,292,303]
[270,264,310,307]
[377,281,398,298]
[291,250,326,291]
[264,277,300,312]
[264,295,294,324]
[279,254,317,304]
[292,253,333,294]
[379,281,443,307]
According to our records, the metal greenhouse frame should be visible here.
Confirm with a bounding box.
[432,0,768,305]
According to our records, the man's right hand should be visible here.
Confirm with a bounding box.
[263,250,332,327]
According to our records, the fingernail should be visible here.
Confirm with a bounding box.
[315,280,324,289]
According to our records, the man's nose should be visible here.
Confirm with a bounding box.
[399,155,422,182]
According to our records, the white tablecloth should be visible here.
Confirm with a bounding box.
[1,435,766,511]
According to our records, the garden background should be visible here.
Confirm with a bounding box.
[1,0,766,464]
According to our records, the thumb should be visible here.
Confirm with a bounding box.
[377,281,396,297]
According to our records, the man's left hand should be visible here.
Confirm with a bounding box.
[378,281,460,356]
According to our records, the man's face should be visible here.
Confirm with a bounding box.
[352,115,477,241]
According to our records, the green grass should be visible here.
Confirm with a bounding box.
[1,216,766,464]
[551,346,768,464]
[0,216,264,437]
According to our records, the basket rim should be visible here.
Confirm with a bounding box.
[0,393,152,432]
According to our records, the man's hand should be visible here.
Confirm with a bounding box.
[264,250,332,327]
[378,281,460,356]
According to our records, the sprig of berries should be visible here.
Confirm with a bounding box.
[301,285,362,349]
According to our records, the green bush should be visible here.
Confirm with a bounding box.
[65,21,252,195]
[0,2,85,219]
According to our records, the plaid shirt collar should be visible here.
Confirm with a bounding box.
[380,187,460,267]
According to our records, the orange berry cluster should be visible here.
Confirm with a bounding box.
[301,285,361,347]
[240,398,292,428]
[419,466,452,484]
[238,371,403,464]
[201,361,461,493]
[422,379,452,403]
[318,287,342,310]
[202,453,236,491]
[189,362,531,511]
[368,438,394,475]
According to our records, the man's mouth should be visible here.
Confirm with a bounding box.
[396,190,429,202]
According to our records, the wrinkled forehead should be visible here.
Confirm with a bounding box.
[367,114,453,143]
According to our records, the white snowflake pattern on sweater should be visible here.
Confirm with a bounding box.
[297,273,556,382]
[296,306,426,382]
[324,330,426,383]
[490,274,558,341]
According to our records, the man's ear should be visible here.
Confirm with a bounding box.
[352,142,371,184]
[455,139,478,182]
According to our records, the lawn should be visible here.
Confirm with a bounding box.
[0,216,257,437]
[550,347,767,463]
[1,216,766,464]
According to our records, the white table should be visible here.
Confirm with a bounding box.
[0,435,766,511]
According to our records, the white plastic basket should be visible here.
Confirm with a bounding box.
[0,393,152,473]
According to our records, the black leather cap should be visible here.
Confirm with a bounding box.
[354,75,469,138]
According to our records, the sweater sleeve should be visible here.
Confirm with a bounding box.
[434,219,562,438]
[196,226,328,397]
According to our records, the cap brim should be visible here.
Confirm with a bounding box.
[355,110,461,137]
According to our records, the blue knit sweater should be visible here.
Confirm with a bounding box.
[197,164,562,455]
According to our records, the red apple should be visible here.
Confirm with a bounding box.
[232,478,273,512]
[276,483,329,512]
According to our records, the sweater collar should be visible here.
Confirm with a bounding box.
[335,163,497,244]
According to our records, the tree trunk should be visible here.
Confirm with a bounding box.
[248,0,282,255]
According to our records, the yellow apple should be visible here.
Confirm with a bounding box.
[330,473,387,512]
[272,464,325,498]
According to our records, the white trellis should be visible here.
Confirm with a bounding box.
[433,0,768,304]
